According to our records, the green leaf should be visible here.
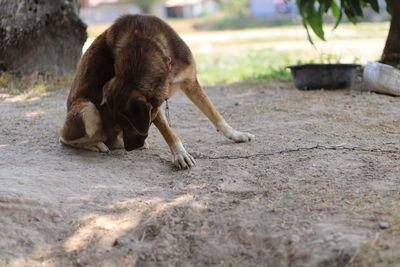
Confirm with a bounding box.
[341,0,359,24]
[296,0,392,45]
[306,2,326,40]
[349,0,364,17]
[364,0,380,12]
[344,10,358,24]
[301,18,316,46]
[332,6,343,30]
[330,0,341,19]
[320,0,333,13]
[296,0,310,14]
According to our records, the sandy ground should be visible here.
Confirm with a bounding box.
[1,80,400,266]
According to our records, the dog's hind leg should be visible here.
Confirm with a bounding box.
[179,78,254,143]
[105,131,124,150]
[60,139,110,153]
[59,100,109,153]
[153,109,195,169]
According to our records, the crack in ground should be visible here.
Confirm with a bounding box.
[192,144,400,160]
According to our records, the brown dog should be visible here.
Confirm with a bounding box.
[59,14,254,169]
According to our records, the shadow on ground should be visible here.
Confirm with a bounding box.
[1,80,400,266]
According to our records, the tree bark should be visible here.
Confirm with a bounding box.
[0,0,87,75]
[381,0,400,67]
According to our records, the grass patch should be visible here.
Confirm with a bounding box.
[193,48,361,85]
[0,72,72,94]
[194,48,292,85]
[194,47,363,85]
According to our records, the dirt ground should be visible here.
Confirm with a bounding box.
[1,80,400,266]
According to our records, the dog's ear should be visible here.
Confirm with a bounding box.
[126,99,152,136]
[101,78,120,107]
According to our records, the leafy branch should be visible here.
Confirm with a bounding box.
[295,0,394,44]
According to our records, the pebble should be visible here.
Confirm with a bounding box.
[379,221,390,229]
[104,224,113,230]
[289,234,300,243]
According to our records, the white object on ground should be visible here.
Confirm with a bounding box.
[363,62,400,96]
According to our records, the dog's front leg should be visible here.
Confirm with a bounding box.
[181,79,255,143]
[153,109,195,169]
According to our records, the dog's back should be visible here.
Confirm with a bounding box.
[67,14,193,110]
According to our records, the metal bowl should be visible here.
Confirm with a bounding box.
[286,64,360,90]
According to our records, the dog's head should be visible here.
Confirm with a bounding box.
[101,33,172,151]
[102,78,159,151]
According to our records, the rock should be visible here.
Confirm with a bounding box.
[287,234,300,245]
[379,221,390,229]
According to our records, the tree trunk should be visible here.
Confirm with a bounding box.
[0,0,87,75]
[380,0,400,67]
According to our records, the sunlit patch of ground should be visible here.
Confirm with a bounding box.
[1,79,400,266]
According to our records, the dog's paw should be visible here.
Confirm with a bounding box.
[86,142,110,153]
[217,120,254,143]
[59,137,110,153]
[228,131,255,143]
[108,135,124,150]
[171,141,196,169]
[174,151,196,169]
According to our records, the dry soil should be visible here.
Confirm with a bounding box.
[1,80,400,266]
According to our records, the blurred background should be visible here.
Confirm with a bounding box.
[0,0,393,90]
[79,0,390,86]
